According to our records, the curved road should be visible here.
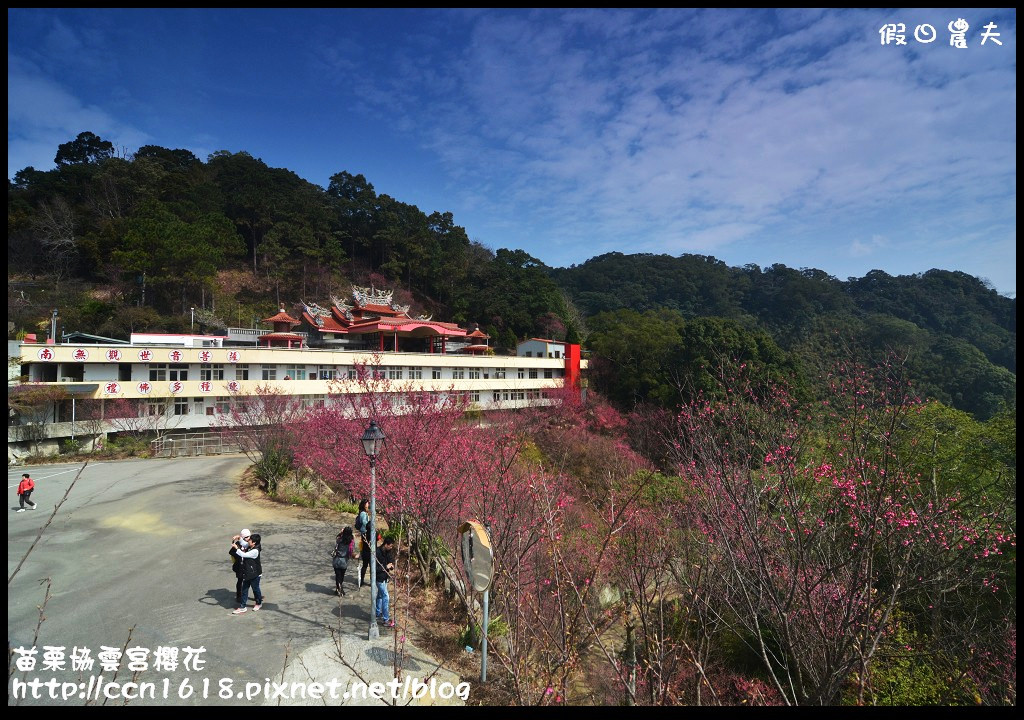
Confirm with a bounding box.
[7,457,463,707]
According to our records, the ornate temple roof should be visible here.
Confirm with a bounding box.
[262,309,299,325]
[297,286,468,341]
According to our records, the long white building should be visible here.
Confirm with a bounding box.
[8,289,584,460]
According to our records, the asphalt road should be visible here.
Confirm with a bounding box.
[7,457,464,707]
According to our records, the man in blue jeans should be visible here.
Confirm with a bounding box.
[230,533,263,615]
[375,537,396,627]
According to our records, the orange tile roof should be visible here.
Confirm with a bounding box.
[263,310,299,325]
[359,303,402,316]
[302,311,348,333]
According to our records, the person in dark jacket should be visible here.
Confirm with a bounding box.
[333,527,355,596]
[230,529,251,604]
[375,537,396,627]
[359,527,374,588]
[356,500,371,587]
[231,533,263,614]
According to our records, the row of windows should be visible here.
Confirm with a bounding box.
[141,386,557,418]
[522,350,561,358]
[142,364,558,382]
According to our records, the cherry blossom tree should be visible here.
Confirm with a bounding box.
[217,383,308,495]
[671,358,1015,705]
[297,359,500,587]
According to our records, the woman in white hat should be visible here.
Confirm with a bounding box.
[230,529,251,605]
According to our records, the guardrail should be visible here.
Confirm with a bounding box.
[150,431,243,458]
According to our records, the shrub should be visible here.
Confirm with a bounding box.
[105,435,150,457]
[333,499,359,514]
[459,614,509,648]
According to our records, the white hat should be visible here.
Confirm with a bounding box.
[241,528,251,538]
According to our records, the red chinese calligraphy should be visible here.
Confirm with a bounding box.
[137,382,152,394]
[138,350,153,362]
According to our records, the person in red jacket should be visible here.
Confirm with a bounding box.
[16,473,37,512]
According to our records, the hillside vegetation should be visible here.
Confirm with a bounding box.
[8,131,1015,419]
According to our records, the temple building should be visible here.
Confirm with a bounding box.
[259,308,306,349]
[297,286,468,353]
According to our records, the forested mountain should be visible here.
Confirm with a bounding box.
[8,132,571,353]
[8,132,1016,419]
[554,253,1015,419]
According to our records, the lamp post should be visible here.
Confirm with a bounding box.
[190,307,195,333]
[360,419,386,640]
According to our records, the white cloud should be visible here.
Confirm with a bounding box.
[849,234,888,258]
[7,53,150,177]
[375,8,1013,289]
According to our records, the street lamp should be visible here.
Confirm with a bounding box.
[360,419,386,640]
[190,307,195,333]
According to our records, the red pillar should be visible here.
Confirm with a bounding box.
[564,343,581,388]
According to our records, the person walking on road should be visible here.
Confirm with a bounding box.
[16,473,37,512]
[231,533,263,614]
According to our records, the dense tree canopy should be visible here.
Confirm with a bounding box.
[558,254,1014,419]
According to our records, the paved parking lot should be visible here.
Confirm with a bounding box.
[7,457,463,706]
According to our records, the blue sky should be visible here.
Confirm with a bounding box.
[8,8,1017,295]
